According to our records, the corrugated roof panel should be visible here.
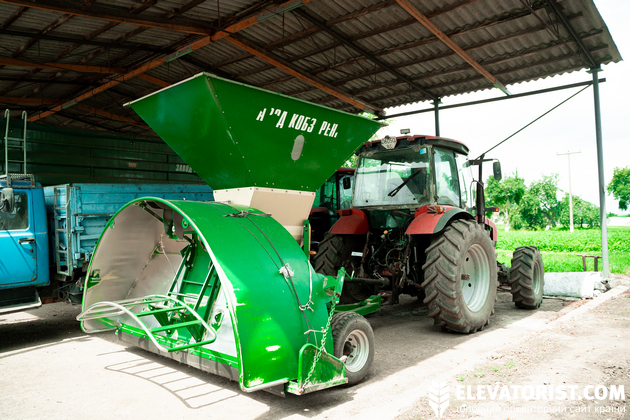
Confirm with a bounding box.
[0,0,622,131]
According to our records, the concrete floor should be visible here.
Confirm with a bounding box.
[0,286,620,420]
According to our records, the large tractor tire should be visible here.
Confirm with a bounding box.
[331,312,375,385]
[312,233,372,304]
[421,219,497,333]
[509,246,544,309]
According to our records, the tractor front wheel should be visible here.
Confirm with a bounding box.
[509,246,544,309]
[422,219,497,333]
[331,312,374,385]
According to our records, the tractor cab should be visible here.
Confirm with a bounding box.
[353,135,475,213]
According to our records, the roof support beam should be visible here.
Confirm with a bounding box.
[0,58,168,86]
[546,0,597,67]
[0,57,126,74]
[0,28,171,54]
[0,97,59,104]
[27,0,310,122]
[75,104,145,127]
[0,0,213,35]
[225,35,381,114]
[292,7,437,101]
[396,0,511,95]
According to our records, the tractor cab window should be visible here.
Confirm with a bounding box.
[0,192,29,231]
[433,148,461,207]
[314,177,337,210]
[353,146,430,208]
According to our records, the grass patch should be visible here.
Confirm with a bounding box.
[495,227,630,275]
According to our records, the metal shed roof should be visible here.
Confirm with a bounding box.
[0,0,621,136]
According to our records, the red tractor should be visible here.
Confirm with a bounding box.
[313,135,544,333]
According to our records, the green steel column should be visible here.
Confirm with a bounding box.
[433,99,440,137]
[591,67,610,279]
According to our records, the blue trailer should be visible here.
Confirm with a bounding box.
[0,177,213,314]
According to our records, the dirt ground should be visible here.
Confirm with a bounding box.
[396,274,630,420]
[0,275,628,420]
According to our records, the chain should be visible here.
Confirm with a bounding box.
[299,293,338,394]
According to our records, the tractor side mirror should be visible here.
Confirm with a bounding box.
[0,187,15,213]
[493,161,502,181]
[342,176,351,190]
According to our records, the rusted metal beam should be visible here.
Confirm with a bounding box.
[215,0,478,72]
[0,57,127,74]
[0,97,59,104]
[0,6,28,30]
[235,1,545,86]
[225,35,381,113]
[292,7,437,101]
[28,0,312,122]
[137,74,169,87]
[396,0,511,95]
[0,0,213,35]
[75,104,145,126]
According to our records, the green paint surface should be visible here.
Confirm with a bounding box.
[128,73,381,191]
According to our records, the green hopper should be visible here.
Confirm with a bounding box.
[77,73,382,395]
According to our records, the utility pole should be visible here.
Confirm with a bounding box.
[557,150,581,232]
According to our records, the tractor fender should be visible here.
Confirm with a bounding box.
[331,209,369,235]
[405,206,472,235]
[405,206,498,242]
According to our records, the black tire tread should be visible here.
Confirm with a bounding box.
[421,219,497,333]
[509,246,544,309]
[312,233,371,304]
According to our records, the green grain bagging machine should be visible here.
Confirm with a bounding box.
[77,73,382,396]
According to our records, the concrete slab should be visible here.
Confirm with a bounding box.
[544,272,602,298]
[0,287,611,420]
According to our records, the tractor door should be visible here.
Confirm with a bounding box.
[433,147,462,207]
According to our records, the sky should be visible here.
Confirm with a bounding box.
[374,0,629,215]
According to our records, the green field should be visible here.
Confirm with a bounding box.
[495,226,630,275]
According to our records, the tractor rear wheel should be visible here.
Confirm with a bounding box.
[509,246,544,309]
[312,233,373,304]
[331,312,374,385]
[421,219,497,333]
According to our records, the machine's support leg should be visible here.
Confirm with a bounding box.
[590,67,610,279]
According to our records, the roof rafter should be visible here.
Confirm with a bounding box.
[27,0,314,122]
[0,58,168,87]
[545,0,598,67]
[225,34,381,113]
[0,0,161,97]
[0,0,213,35]
[215,0,479,72]
[233,1,547,86]
[291,7,437,101]
[395,0,511,95]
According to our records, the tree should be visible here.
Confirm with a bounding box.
[516,190,547,229]
[485,172,526,230]
[558,194,600,228]
[607,166,630,210]
[528,174,561,226]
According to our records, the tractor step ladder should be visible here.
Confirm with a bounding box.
[2,109,32,187]
[77,244,222,352]
[52,185,72,276]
